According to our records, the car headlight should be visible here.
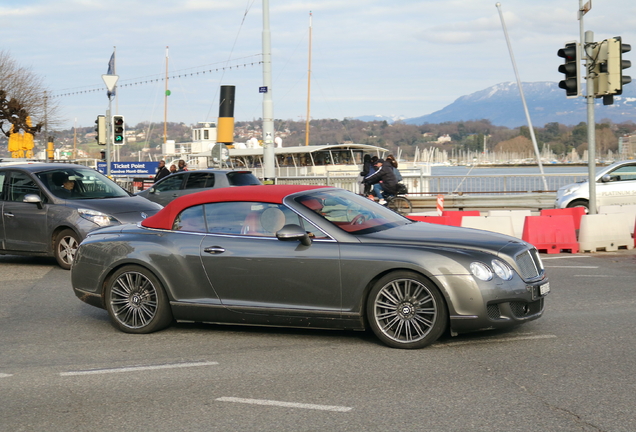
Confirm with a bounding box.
[562,184,580,197]
[492,259,513,281]
[78,208,119,227]
[470,262,493,281]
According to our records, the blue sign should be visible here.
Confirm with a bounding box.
[97,162,159,176]
[259,86,268,93]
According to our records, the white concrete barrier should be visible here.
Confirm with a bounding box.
[579,213,634,252]
[461,216,515,237]
[598,204,636,235]
[487,210,532,238]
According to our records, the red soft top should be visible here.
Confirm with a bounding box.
[141,184,329,230]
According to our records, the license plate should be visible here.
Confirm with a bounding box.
[539,282,550,296]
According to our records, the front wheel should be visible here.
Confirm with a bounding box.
[366,271,447,349]
[387,196,412,215]
[105,265,173,334]
[566,199,589,211]
[54,229,80,270]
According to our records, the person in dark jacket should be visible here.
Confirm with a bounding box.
[154,160,171,183]
[358,154,374,195]
[363,158,398,203]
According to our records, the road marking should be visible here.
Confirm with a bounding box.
[542,255,590,260]
[0,373,13,378]
[433,334,557,348]
[572,274,613,277]
[60,361,218,376]
[215,397,352,412]
[546,266,598,269]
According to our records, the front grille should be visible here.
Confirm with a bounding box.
[487,304,502,320]
[515,248,542,280]
[510,299,543,318]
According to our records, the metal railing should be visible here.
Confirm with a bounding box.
[274,171,588,195]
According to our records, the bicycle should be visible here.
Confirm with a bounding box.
[385,193,412,215]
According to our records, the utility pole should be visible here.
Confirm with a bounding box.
[262,0,275,182]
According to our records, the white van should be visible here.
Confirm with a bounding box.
[555,160,636,210]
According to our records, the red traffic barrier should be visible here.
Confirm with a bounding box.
[540,207,586,231]
[408,215,452,225]
[441,210,480,227]
[436,194,444,216]
[522,215,579,254]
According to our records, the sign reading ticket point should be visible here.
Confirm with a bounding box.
[97,162,158,176]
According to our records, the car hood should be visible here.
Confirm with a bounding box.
[358,221,528,255]
[67,196,163,223]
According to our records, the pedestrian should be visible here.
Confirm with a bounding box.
[177,159,188,172]
[154,160,170,183]
[358,154,374,195]
[386,154,403,182]
[169,164,177,174]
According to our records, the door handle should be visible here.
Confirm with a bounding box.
[203,246,225,254]
[3,212,14,218]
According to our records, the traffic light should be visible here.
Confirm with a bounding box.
[557,42,580,98]
[606,37,631,95]
[94,115,106,145]
[112,115,125,145]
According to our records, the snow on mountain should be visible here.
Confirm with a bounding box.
[399,82,636,128]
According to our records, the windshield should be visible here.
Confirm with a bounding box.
[294,189,410,234]
[37,168,130,200]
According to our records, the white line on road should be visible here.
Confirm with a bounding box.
[542,255,590,260]
[60,361,218,377]
[0,373,13,378]
[546,266,598,268]
[215,397,353,412]
[433,334,557,348]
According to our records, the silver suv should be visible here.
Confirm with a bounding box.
[136,169,261,206]
[555,160,636,210]
[0,163,162,269]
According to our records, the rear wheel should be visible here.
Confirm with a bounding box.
[366,271,447,349]
[387,196,412,215]
[105,265,173,334]
[54,229,80,270]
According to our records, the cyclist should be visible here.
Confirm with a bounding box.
[362,158,398,205]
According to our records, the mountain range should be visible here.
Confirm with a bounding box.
[360,82,636,128]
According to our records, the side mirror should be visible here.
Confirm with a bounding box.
[601,174,612,183]
[23,194,43,209]
[149,187,157,194]
[276,224,312,247]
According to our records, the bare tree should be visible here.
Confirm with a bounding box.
[0,50,60,139]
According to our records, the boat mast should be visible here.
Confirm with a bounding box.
[305,11,312,146]
[164,46,169,145]
[262,0,275,180]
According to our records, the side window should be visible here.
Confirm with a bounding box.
[7,172,46,203]
[610,165,636,182]
[185,173,214,189]
[173,205,207,232]
[155,174,184,192]
[204,202,252,235]
[0,172,5,200]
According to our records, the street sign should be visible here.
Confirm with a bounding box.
[259,86,268,93]
[102,74,119,93]
[97,161,158,176]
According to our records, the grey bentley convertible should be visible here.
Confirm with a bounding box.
[71,185,549,349]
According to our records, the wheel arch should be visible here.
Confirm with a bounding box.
[99,259,174,305]
[50,225,81,253]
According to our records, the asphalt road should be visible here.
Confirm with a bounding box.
[1,251,635,432]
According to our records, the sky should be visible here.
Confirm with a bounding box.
[2,0,636,132]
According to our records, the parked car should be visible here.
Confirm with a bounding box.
[71,185,549,349]
[556,160,636,210]
[0,163,162,269]
[135,169,261,206]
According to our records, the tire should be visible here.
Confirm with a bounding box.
[366,271,447,349]
[566,199,589,212]
[54,229,80,270]
[387,196,412,215]
[104,265,173,334]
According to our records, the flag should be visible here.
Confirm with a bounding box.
[107,52,116,97]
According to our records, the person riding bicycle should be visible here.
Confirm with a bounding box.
[362,158,398,205]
